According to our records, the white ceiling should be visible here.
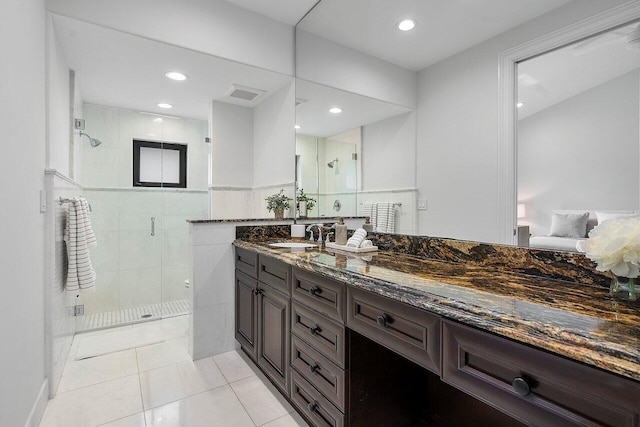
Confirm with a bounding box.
[52,14,292,121]
[295,79,412,137]
[222,0,318,25]
[296,0,573,71]
[518,21,640,120]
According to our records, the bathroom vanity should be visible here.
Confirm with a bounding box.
[232,235,640,427]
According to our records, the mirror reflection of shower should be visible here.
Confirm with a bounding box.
[327,157,339,175]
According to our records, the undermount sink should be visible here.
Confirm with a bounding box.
[268,242,317,249]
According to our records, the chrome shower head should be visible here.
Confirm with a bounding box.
[80,131,102,148]
[327,158,339,168]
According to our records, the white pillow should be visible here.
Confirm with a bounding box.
[595,211,638,224]
[549,212,589,238]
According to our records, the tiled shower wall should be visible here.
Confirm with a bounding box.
[77,104,209,316]
[80,189,208,315]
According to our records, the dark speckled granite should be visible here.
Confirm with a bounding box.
[233,238,640,382]
[236,226,610,288]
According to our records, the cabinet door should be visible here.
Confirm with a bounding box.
[258,284,290,396]
[235,271,258,360]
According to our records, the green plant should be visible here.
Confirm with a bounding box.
[265,189,292,212]
[296,188,316,211]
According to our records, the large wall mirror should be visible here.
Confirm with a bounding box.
[295,2,419,235]
[51,13,294,327]
[516,20,640,252]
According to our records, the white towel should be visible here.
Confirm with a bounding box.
[346,228,367,247]
[376,202,396,233]
[64,197,97,292]
[360,239,373,248]
[362,201,374,222]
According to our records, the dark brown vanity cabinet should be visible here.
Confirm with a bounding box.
[235,251,291,396]
[442,321,640,427]
[346,286,441,374]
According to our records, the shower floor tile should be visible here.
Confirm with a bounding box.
[76,299,189,332]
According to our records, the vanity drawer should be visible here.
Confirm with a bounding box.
[292,301,347,369]
[291,335,347,412]
[442,321,640,427]
[258,255,291,294]
[235,247,258,278]
[292,268,345,322]
[290,369,345,427]
[346,287,440,374]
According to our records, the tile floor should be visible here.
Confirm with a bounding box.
[40,316,308,427]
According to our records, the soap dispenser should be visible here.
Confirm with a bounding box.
[363,217,373,233]
[335,218,348,245]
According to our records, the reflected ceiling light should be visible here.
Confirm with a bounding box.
[157,103,173,109]
[329,107,342,114]
[397,19,416,32]
[165,71,188,81]
[627,28,640,51]
[517,102,525,108]
[294,125,301,129]
[152,117,163,123]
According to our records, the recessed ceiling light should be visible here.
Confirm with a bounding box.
[329,107,342,114]
[397,19,416,32]
[294,125,301,129]
[517,102,525,108]
[157,103,173,109]
[152,117,163,123]
[165,71,188,81]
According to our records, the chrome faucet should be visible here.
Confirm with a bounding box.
[306,223,324,243]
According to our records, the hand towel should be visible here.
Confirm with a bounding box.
[360,239,373,248]
[376,202,396,233]
[346,228,367,247]
[64,196,97,292]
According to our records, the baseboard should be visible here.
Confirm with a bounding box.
[24,379,48,427]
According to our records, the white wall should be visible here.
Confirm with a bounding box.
[0,0,48,425]
[46,15,71,176]
[253,81,295,188]
[518,70,639,236]
[296,30,417,108]
[362,112,416,191]
[416,0,629,243]
[211,101,254,188]
[46,0,295,76]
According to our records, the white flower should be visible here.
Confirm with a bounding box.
[577,217,640,278]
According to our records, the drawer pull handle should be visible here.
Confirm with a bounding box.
[252,288,263,296]
[309,325,320,335]
[377,314,388,327]
[309,286,321,296]
[512,377,531,396]
[308,363,320,374]
[308,402,318,413]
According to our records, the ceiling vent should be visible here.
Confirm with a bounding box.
[225,84,266,103]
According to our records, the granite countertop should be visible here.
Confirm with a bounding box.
[188,216,366,224]
[233,239,640,382]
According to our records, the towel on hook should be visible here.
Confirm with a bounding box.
[64,197,97,292]
[362,201,378,231]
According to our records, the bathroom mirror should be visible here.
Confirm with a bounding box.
[295,9,419,234]
[516,20,640,252]
[51,13,295,328]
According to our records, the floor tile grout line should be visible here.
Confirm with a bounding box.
[228,378,260,427]
[134,344,150,427]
